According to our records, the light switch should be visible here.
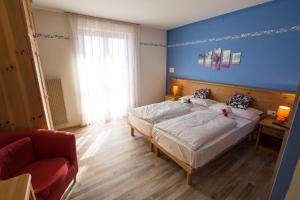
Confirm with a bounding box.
[267,110,276,117]
[169,67,175,73]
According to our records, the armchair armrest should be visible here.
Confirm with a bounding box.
[31,130,78,167]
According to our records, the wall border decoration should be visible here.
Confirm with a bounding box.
[140,42,166,48]
[36,33,70,40]
[168,25,300,48]
[36,33,167,48]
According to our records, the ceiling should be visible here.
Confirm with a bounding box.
[33,0,271,30]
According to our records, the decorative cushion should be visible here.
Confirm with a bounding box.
[227,93,253,109]
[16,157,69,199]
[193,89,211,99]
[0,137,34,179]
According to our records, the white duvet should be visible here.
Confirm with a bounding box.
[153,109,237,150]
[131,101,191,123]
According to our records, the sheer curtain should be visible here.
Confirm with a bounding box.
[69,14,141,125]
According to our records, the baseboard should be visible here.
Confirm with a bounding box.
[58,124,86,131]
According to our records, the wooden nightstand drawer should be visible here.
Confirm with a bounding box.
[261,126,284,139]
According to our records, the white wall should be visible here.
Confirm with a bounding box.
[33,9,166,128]
[33,9,82,129]
[140,27,166,105]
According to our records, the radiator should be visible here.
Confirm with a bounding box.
[45,79,68,125]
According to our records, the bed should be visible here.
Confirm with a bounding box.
[152,108,260,184]
[149,77,295,185]
[128,99,209,151]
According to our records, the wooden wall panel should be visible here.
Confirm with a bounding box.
[0,10,29,129]
[0,0,53,131]
[0,77,13,131]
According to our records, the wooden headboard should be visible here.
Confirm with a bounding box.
[168,77,296,115]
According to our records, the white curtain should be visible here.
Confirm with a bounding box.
[69,14,141,124]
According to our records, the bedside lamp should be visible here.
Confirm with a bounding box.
[277,106,291,122]
[172,85,179,97]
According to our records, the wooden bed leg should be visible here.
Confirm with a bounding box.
[150,143,154,152]
[130,127,134,137]
[187,172,192,185]
[155,147,160,157]
[249,131,254,142]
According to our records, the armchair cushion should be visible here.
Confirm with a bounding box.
[0,137,34,179]
[16,157,69,200]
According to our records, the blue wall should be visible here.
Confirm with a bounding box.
[167,0,300,92]
[270,86,300,200]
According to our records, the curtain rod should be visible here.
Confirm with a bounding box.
[64,11,139,26]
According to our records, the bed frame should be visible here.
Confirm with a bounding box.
[128,122,154,152]
[152,132,255,185]
[130,77,296,185]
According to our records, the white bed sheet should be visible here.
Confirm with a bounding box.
[152,115,259,168]
[128,112,153,137]
[128,103,207,137]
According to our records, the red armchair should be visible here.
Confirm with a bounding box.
[0,129,78,200]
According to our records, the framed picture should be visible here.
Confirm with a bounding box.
[232,52,242,65]
[204,51,212,67]
[212,48,221,70]
[198,53,205,65]
[222,50,231,68]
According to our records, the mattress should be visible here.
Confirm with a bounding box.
[128,103,207,137]
[152,115,259,168]
[128,112,153,137]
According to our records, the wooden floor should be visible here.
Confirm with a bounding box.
[67,120,276,200]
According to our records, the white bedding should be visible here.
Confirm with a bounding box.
[131,101,191,124]
[128,113,153,137]
[152,114,259,168]
[128,101,207,137]
[153,109,237,150]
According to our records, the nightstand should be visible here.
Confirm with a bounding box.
[256,117,288,152]
[165,95,180,101]
[0,174,36,200]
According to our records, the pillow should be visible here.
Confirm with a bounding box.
[191,98,217,107]
[231,107,263,120]
[209,103,232,114]
[0,137,34,179]
[227,93,253,109]
[179,96,193,101]
[193,89,211,99]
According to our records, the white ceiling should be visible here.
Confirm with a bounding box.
[33,0,271,30]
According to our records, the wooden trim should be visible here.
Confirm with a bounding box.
[60,177,77,200]
[152,139,193,174]
[168,77,296,116]
[130,127,134,137]
[20,0,54,129]
[0,173,36,200]
[152,140,193,183]
[58,124,85,131]
[168,77,295,94]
